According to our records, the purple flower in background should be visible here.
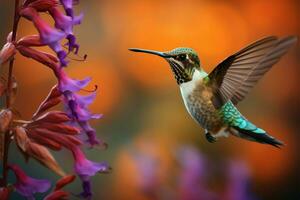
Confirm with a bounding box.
[134,152,160,196]
[8,164,51,200]
[177,147,217,200]
[224,161,258,200]
[124,141,259,200]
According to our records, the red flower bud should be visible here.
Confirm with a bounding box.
[16,45,59,71]
[14,127,65,176]
[36,123,80,135]
[33,97,62,119]
[32,85,62,119]
[19,7,39,21]
[17,35,44,47]
[33,111,71,124]
[23,0,38,6]
[27,132,62,151]
[44,190,69,200]
[28,0,58,12]
[27,128,82,149]
[55,175,76,191]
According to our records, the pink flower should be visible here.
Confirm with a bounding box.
[26,0,58,12]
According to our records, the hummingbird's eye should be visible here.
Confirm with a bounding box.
[177,54,187,61]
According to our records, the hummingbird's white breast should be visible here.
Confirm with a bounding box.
[179,70,207,117]
[178,69,223,131]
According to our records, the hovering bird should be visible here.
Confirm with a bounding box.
[129,36,297,147]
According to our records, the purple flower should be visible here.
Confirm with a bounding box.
[13,0,108,198]
[71,146,110,198]
[133,152,160,197]
[48,6,83,53]
[60,0,76,18]
[72,146,110,180]
[19,7,68,66]
[58,71,91,93]
[177,147,217,200]
[224,161,257,200]
[64,93,101,121]
[19,2,103,148]
[8,164,51,200]
[57,70,105,147]
[79,121,106,147]
[74,92,97,108]
[80,181,92,200]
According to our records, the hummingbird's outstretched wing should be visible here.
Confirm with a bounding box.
[207,36,297,109]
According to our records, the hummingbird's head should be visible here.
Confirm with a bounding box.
[129,47,200,84]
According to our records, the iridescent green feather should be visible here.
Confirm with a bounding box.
[219,102,265,134]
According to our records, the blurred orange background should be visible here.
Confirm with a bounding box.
[0,0,300,199]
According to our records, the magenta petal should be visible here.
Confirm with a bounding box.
[60,0,73,10]
[34,16,65,45]
[81,112,102,120]
[72,147,110,180]
[59,75,92,92]
[76,160,109,180]
[65,99,94,121]
[75,92,97,107]
[49,7,73,34]
[16,178,51,199]
[86,130,101,146]
[73,106,94,121]
[79,122,105,147]
[8,164,51,199]
[73,12,84,25]
[48,6,83,53]
[60,0,74,17]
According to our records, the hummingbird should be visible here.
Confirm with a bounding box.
[129,36,297,147]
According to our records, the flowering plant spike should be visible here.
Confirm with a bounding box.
[0,0,109,199]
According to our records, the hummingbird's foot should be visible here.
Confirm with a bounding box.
[205,132,217,143]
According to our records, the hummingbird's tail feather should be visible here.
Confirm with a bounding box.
[231,126,284,148]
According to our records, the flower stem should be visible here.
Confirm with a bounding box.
[1,0,20,187]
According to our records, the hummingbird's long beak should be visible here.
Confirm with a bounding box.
[129,48,171,58]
